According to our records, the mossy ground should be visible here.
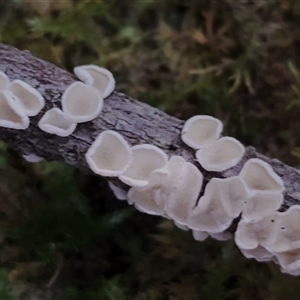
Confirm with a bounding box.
[1,1,300,299]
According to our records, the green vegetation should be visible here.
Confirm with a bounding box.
[1,0,300,299]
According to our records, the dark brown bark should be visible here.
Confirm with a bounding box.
[0,42,299,211]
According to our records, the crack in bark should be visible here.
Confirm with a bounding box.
[0,42,300,214]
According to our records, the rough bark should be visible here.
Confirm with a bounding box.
[0,42,299,211]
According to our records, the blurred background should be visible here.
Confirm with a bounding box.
[1,0,300,299]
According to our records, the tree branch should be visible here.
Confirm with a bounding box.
[0,42,299,211]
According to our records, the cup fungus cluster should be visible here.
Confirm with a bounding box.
[0,71,44,130]
[0,65,299,276]
[38,65,114,136]
[181,115,245,171]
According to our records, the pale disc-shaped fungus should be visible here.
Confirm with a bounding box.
[155,156,186,206]
[73,65,115,98]
[187,177,246,233]
[22,154,44,163]
[216,176,248,218]
[188,183,232,233]
[271,206,300,252]
[181,115,223,149]
[234,215,280,250]
[108,182,127,201]
[85,130,132,177]
[62,82,103,123]
[242,191,283,222]
[276,249,300,276]
[164,161,203,225]
[38,108,77,137]
[9,80,45,116]
[119,144,168,187]
[239,158,284,196]
[192,230,209,241]
[128,186,164,216]
[128,155,202,221]
[210,231,233,241]
[240,245,274,262]
[129,191,159,214]
[174,221,189,231]
[196,137,245,172]
[0,71,10,90]
[127,168,169,215]
[0,91,29,129]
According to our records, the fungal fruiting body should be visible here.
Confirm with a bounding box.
[181,115,223,149]
[276,249,300,276]
[187,177,247,233]
[0,71,9,90]
[108,182,127,200]
[163,158,203,225]
[22,154,44,163]
[234,209,300,275]
[127,167,169,215]
[128,184,165,216]
[74,65,115,98]
[0,90,29,129]
[269,205,300,276]
[62,82,103,123]
[0,75,46,130]
[239,158,285,195]
[126,156,203,223]
[235,216,281,251]
[271,206,300,253]
[240,245,275,262]
[174,221,189,231]
[217,176,248,218]
[38,107,77,137]
[234,214,281,264]
[232,158,299,273]
[85,130,132,177]
[210,231,233,241]
[192,230,209,241]
[242,191,283,222]
[196,137,245,172]
[119,144,168,187]
[9,80,45,116]
[126,157,179,215]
